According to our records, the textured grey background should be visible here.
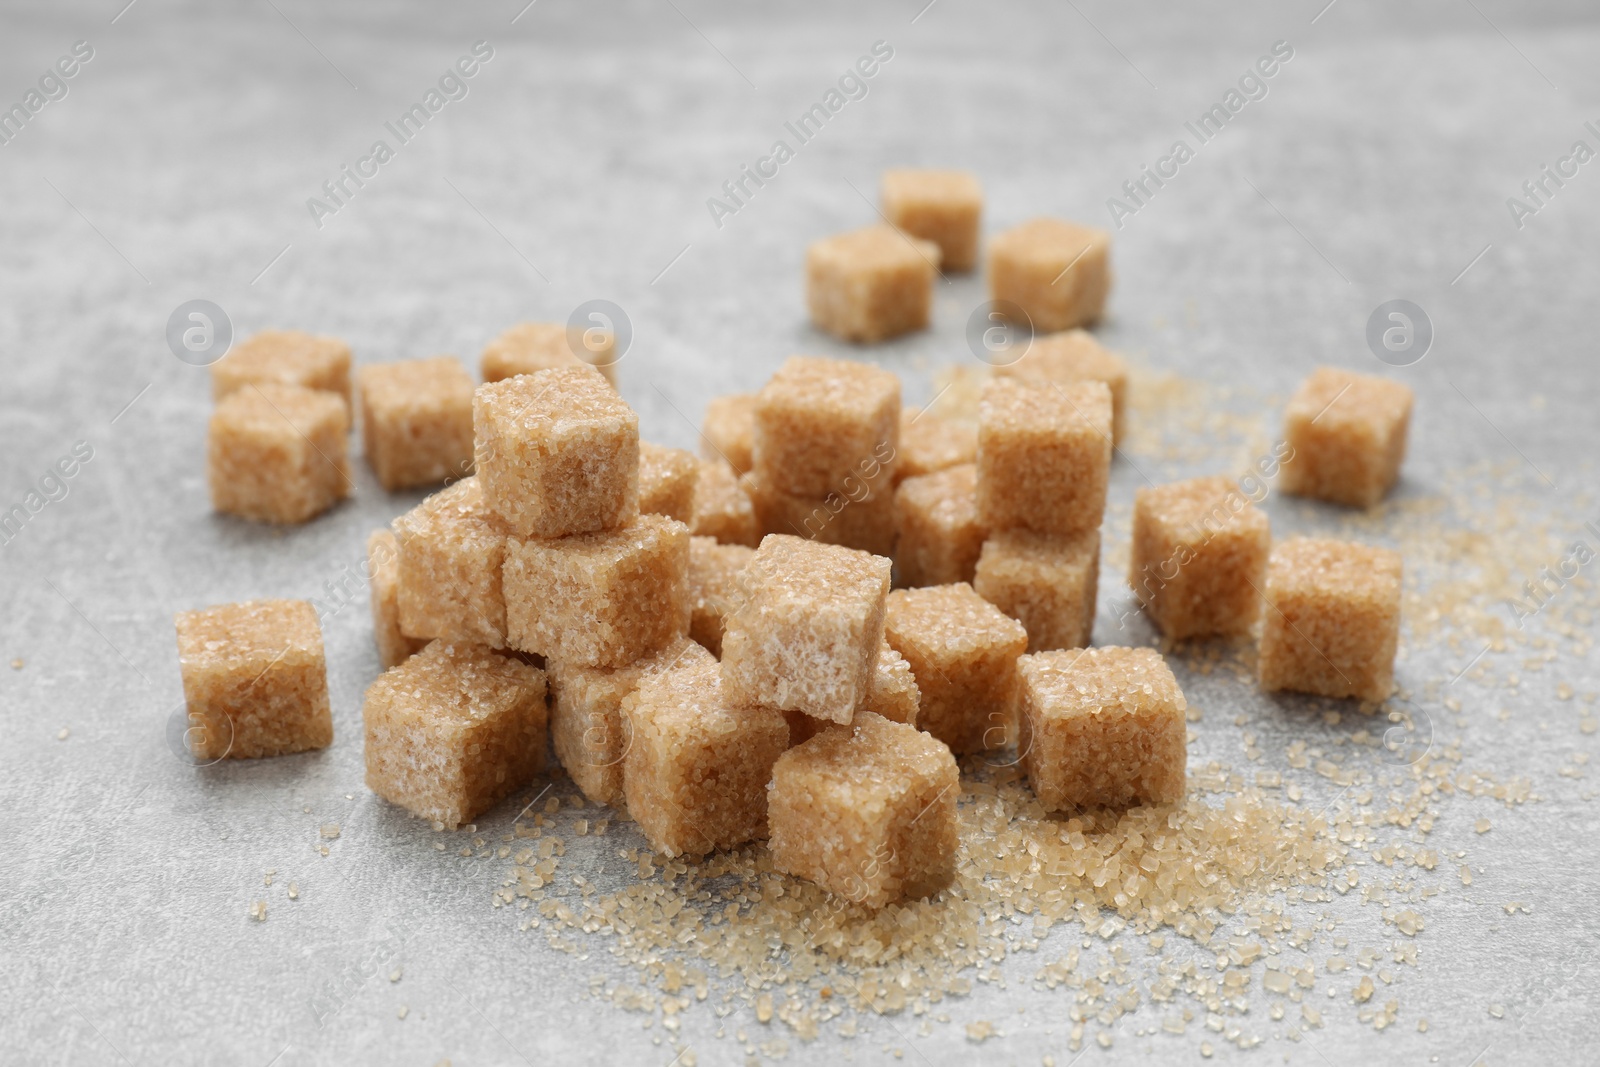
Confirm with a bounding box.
[2,1,1598,1064]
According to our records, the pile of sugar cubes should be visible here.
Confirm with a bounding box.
[176,169,1417,909]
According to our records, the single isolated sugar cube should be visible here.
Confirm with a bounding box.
[211,329,352,412]
[1280,367,1414,508]
[754,355,901,498]
[691,459,760,548]
[785,641,919,749]
[988,217,1112,333]
[1129,475,1271,640]
[367,529,427,669]
[896,406,977,483]
[1016,646,1187,811]
[503,514,690,668]
[977,377,1112,537]
[806,225,940,343]
[768,711,959,909]
[885,583,1028,755]
[973,527,1100,652]
[720,534,892,724]
[357,357,475,491]
[548,636,711,809]
[740,471,898,559]
[623,655,789,857]
[994,329,1130,444]
[700,393,756,475]
[480,322,617,387]
[473,368,639,539]
[639,441,698,524]
[688,536,755,657]
[362,640,547,829]
[208,383,351,524]
[880,168,983,273]
[1258,537,1402,703]
[174,599,333,759]
[895,463,985,588]
[393,477,508,648]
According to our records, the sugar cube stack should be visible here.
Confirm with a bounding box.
[1129,475,1270,639]
[208,383,351,524]
[357,357,475,491]
[1280,367,1414,508]
[806,224,939,342]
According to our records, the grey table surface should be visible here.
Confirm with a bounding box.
[3,1,1598,1064]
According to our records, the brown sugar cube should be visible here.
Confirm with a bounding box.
[357,357,475,490]
[896,406,977,483]
[549,637,712,808]
[1258,537,1402,703]
[480,322,617,387]
[720,534,892,724]
[211,329,352,412]
[174,599,333,760]
[994,329,1130,444]
[473,368,639,539]
[884,584,1027,755]
[973,527,1100,653]
[623,655,789,857]
[688,536,755,656]
[691,459,760,547]
[977,377,1111,537]
[700,393,756,474]
[862,642,920,727]
[639,442,698,523]
[895,463,984,588]
[362,640,546,829]
[367,529,427,669]
[988,217,1112,333]
[1128,476,1271,640]
[1279,367,1414,508]
[208,383,351,524]
[1016,646,1187,811]
[806,225,940,343]
[768,711,959,908]
[754,355,901,498]
[741,471,898,559]
[881,169,982,273]
[393,477,508,648]
[504,514,690,668]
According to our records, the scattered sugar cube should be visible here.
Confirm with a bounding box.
[987,217,1112,333]
[691,459,760,547]
[769,712,959,908]
[977,377,1112,537]
[973,527,1100,652]
[363,640,547,829]
[1016,646,1187,811]
[881,169,982,273]
[357,357,475,490]
[393,477,508,648]
[994,329,1129,444]
[639,442,698,523]
[885,584,1027,754]
[367,528,427,668]
[895,463,984,588]
[862,642,920,726]
[211,329,352,412]
[1258,537,1402,703]
[700,393,756,474]
[480,322,616,387]
[740,471,898,559]
[208,384,350,524]
[1280,367,1414,508]
[753,356,901,498]
[473,368,639,540]
[623,655,789,857]
[549,637,712,808]
[896,406,977,483]
[688,536,755,657]
[720,535,892,724]
[503,515,690,668]
[807,225,940,343]
[174,599,333,759]
[1129,476,1270,639]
